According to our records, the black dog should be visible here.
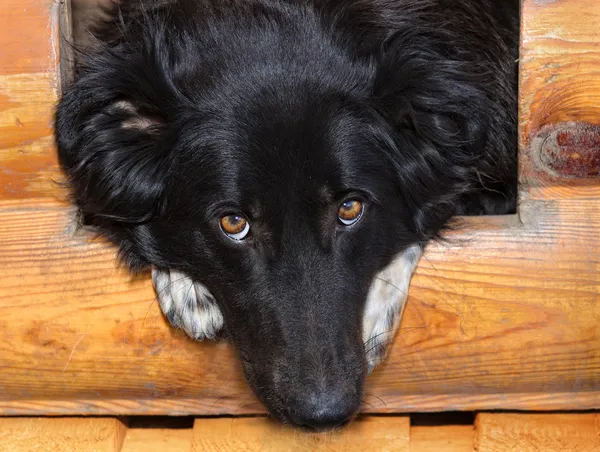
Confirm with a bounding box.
[55,0,518,430]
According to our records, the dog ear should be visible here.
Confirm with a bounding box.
[54,36,181,268]
[56,94,170,224]
[373,25,489,240]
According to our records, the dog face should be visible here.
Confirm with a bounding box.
[139,91,421,426]
[56,0,517,429]
[152,98,422,426]
[60,92,419,427]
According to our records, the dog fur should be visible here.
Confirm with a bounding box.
[56,0,518,429]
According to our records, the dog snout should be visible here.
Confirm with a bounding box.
[287,386,360,431]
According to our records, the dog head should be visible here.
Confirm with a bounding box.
[56,0,491,429]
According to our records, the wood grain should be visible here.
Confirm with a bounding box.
[0,190,598,415]
[191,416,410,452]
[520,0,600,185]
[0,0,58,75]
[1,414,598,451]
[121,428,193,452]
[474,413,600,452]
[410,425,473,452]
[0,0,63,200]
[0,417,127,452]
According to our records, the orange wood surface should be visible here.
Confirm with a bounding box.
[191,417,410,452]
[0,0,64,200]
[474,413,600,452]
[410,425,473,452]
[519,0,600,184]
[121,427,193,452]
[2,414,597,451]
[0,417,127,452]
[0,0,598,416]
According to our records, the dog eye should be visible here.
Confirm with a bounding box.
[220,215,250,240]
[337,200,363,226]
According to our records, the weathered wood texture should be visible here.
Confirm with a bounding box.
[520,0,600,183]
[192,417,410,452]
[474,413,600,452]
[121,428,193,452]
[1,414,597,451]
[0,0,598,415]
[410,425,473,452]
[0,0,64,200]
[0,417,127,452]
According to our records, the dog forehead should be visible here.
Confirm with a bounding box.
[174,92,391,214]
[234,135,364,206]
[238,107,378,180]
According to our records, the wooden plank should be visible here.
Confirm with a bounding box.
[0,200,250,415]
[0,417,126,452]
[520,0,600,185]
[121,428,193,452]
[191,416,410,452]
[0,190,598,415]
[474,413,600,451]
[0,0,58,75]
[410,425,473,452]
[0,0,63,200]
[367,187,600,412]
[0,73,62,198]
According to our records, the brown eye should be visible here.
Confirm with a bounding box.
[220,215,250,240]
[337,200,363,226]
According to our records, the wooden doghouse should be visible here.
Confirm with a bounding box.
[0,0,598,421]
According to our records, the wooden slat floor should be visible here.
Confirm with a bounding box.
[0,412,598,451]
[1,0,599,419]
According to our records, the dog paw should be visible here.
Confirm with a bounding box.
[151,267,224,340]
[362,244,423,373]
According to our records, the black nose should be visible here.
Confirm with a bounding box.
[288,388,359,431]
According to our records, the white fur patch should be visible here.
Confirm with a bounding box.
[151,267,224,340]
[110,100,159,130]
[152,244,422,367]
[362,244,423,372]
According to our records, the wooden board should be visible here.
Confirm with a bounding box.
[0,0,598,416]
[121,428,193,452]
[474,413,600,452]
[0,191,598,415]
[0,0,64,200]
[1,414,597,451]
[410,425,473,452]
[519,0,600,184]
[191,416,410,452]
[0,417,127,452]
